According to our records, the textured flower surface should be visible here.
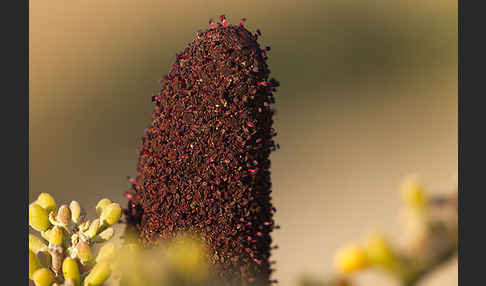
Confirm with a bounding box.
[125,15,279,285]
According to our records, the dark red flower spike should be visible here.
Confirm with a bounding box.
[126,16,279,285]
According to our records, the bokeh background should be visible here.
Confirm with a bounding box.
[29,0,457,285]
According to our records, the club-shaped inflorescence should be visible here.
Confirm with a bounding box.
[126,15,279,285]
[29,193,121,286]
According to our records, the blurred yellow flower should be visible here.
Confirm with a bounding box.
[335,244,369,274]
[401,177,428,211]
[363,233,396,269]
[166,235,209,281]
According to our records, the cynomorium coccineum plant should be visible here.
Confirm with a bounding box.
[125,15,279,285]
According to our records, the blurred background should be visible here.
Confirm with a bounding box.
[29,0,457,285]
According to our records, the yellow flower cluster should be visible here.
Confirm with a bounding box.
[331,178,458,286]
[29,194,121,286]
[334,233,397,275]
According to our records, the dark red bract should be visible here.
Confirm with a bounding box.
[126,16,278,285]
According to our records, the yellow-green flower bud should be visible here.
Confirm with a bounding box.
[29,203,50,232]
[29,250,40,279]
[83,261,111,286]
[62,257,80,286]
[35,193,57,214]
[95,199,112,216]
[96,242,116,263]
[32,268,55,286]
[86,218,100,239]
[97,227,114,241]
[364,233,396,269]
[335,244,369,274]
[112,243,141,274]
[401,178,427,211]
[76,241,92,264]
[29,234,47,253]
[100,203,121,227]
[48,226,63,246]
[56,205,71,226]
[69,201,83,224]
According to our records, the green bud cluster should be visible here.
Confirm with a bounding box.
[29,194,121,286]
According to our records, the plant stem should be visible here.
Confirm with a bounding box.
[402,247,457,286]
